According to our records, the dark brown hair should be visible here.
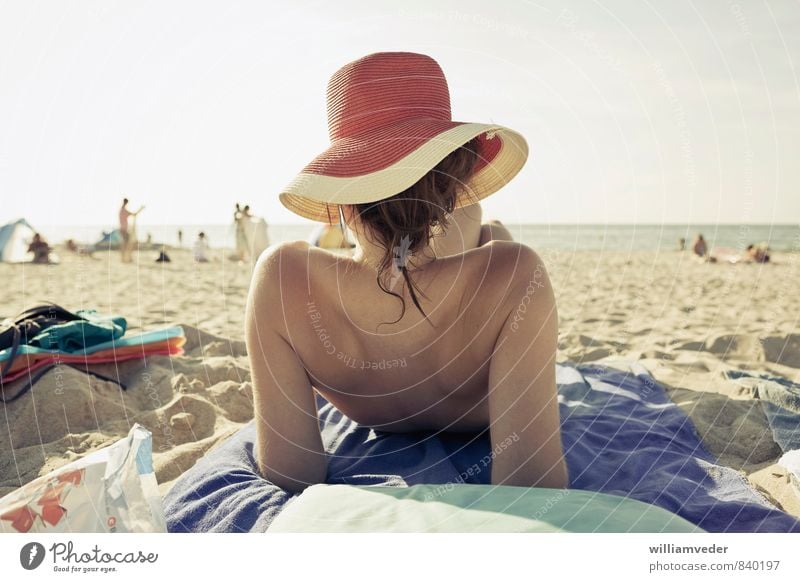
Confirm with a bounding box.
[348,137,480,325]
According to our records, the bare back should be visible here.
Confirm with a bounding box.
[246,239,568,492]
[274,241,522,431]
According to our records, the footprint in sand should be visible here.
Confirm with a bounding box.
[761,334,800,368]
[705,334,766,363]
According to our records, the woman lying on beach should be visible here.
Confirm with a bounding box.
[746,243,770,263]
[245,52,568,493]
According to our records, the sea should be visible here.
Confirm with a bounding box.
[36,223,800,252]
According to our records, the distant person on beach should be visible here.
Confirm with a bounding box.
[119,198,144,263]
[177,229,183,247]
[27,233,53,264]
[678,237,686,251]
[746,243,770,263]
[692,234,707,259]
[236,204,269,266]
[246,52,566,494]
[65,238,94,257]
[193,232,210,263]
[156,247,171,263]
[311,223,353,250]
[234,203,248,261]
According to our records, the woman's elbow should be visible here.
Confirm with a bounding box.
[546,461,570,489]
[266,473,320,495]
[257,456,328,495]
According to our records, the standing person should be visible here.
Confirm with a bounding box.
[678,237,686,251]
[119,198,144,263]
[193,232,210,263]
[177,229,183,247]
[234,203,248,262]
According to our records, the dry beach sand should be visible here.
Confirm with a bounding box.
[1,245,798,518]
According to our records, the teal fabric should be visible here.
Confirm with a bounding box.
[29,310,127,353]
[267,484,704,533]
[0,326,184,362]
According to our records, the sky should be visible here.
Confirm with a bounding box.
[1,0,799,227]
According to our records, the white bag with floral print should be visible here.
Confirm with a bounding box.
[0,424,165,533]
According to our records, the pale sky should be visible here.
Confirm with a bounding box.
[1,0,799,227]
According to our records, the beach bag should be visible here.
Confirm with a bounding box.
[0,424,166,533]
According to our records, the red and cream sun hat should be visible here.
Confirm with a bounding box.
[279,52,529,223]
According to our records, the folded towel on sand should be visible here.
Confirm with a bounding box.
[0,326,186,380]
[164,363,800,533]
[28,309,127,353]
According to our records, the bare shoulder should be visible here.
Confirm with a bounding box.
[253,240,311,277]
[252,240,344,283]
[462,240,550,284]
[249,240,347,321]
[466,241,554,311]
[248,242,313,332]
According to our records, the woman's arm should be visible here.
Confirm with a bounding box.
[245,245,327,493]
[487,243,568,489]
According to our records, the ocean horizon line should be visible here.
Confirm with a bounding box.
[23,221,800,228]
[24,221,800,252]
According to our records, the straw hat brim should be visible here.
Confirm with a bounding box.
[280,120,528,223]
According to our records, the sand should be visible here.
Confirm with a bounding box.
[1,245,798,518]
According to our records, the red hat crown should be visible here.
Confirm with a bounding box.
[326,52,452,141]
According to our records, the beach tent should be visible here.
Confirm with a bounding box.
[94,229,123,250]
[0,219,36,263]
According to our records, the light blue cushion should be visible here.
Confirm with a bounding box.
[268,484,703,533]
